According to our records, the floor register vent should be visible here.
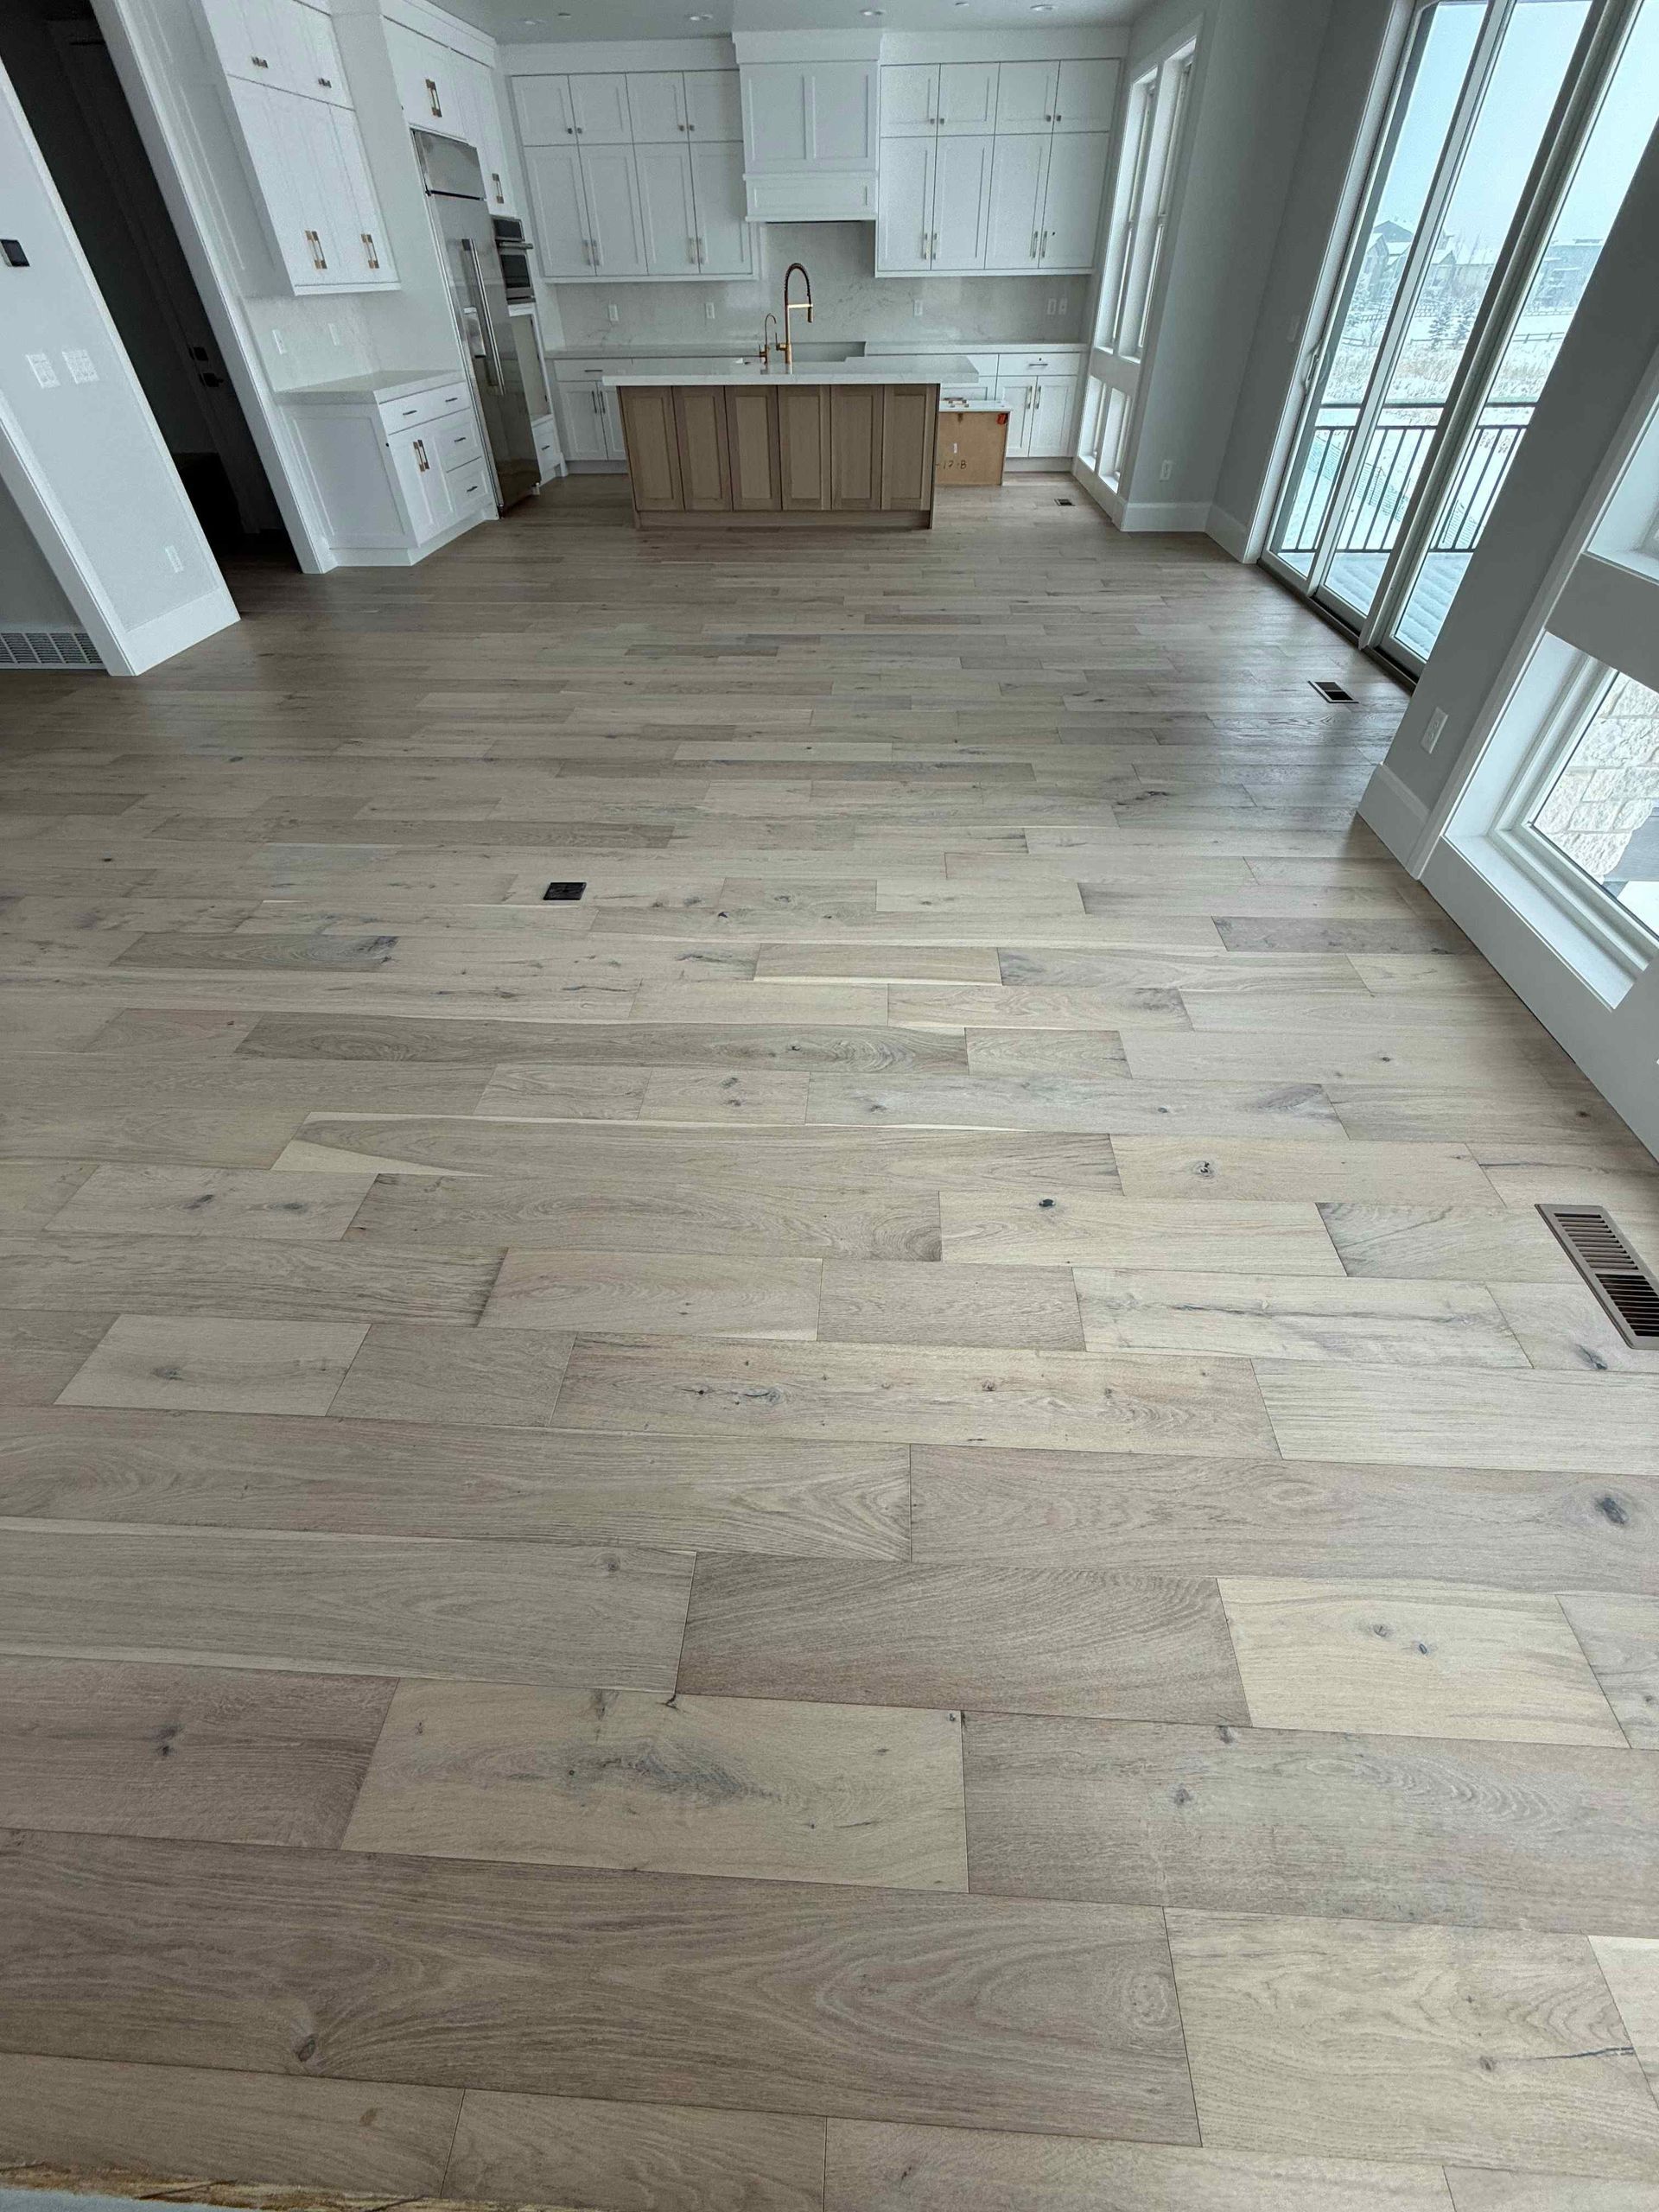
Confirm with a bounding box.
[0,626,101,671]
[1310,678,1356,702]
[1537,1204,1659,1343]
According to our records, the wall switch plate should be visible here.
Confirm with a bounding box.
[327,321,340,346]
[704,301,715,321]
[163,544,184,575]
[27,351,60,388]
[1422,708,1448,754]
[912,296,923,317]
[1159,458,1173,481]
[1046,295,1057,316]
[607,302,619,324]
[62,348,98,384]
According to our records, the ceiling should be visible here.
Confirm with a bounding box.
[461,0,1139,46]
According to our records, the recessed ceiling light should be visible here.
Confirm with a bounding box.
[860,7,884,14]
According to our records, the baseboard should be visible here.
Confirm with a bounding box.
[119,586,240,674]
[324,512,491,569]
[1116,497,1214,534]
[567,460,627,474]
[1357,761,1430,868]
[1206,504,1249,560]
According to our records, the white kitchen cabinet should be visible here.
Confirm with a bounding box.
[524,142,591,275]
[453,54,515,213]
[225,77,394,295]
[938,60,998,134]
[877,137,932,272]
[201,0,306,94]
[1037,130,1109,268]
[637,143,700,276]
[1028,373,1080,455]
[569,73,632,143]
[995,60,1059,130]
[690,141,753,275]
[984,130,1046,270]
[581,144,649,276]
[627,71,686,143]
[683,71,741,141]
[742,58,876,168]
[327,104,398,283]
[388,423,457,541]
[880,64,938,137]
[284,375,491,563]
[932,133,995,269]
[1053,57,1117,131]
[556,377,626,464]
[512,73,576,144]
[290,5,347,105]
[385,17,454,130]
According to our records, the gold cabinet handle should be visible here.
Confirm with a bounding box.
[251,52,268,66]
[491,172,503,202]
[414,438,429,472]
[425,78,442,115]
[362,231,378,270]
[931,230,938,257]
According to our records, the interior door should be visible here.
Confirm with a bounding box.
[985,131,1047,270]
[878,136,934,271]
[580,144,648,277]
[636,143,699,276]
[689,143,753,276]
[931,135,994,270]
[524,143,591,275]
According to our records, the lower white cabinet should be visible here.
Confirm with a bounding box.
[528,137,750,281]
[995,372,1081,457]
[285,376,494,563]
[555,373,627,463]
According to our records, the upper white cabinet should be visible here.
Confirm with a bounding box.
[876,54,1116,276]
[514,68,751,280]
[740,57,878,221]
[385,19,518,215]
[202,0,398,294]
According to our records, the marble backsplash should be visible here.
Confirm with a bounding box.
[548,221,1089,353]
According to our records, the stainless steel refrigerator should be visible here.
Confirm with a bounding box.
[415,130,539,509]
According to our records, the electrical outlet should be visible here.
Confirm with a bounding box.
[607,302,619,324]
[1046,295,1057,317]
[1058,293,1068,312]
[162,544,184,575]
[1421,708,1448,754]
[912,296,923,317]
[704,301,715,321]
[270,329,287,356]
[327,321,340,346]
[1160,459,1173,482]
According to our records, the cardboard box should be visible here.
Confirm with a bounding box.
[936,406,1009,488]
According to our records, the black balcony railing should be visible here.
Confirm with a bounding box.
[1278,401,1534,561]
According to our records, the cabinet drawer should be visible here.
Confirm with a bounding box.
[997,349,1083,375]
[429,417,483,470]
[445,457,495,513]
[554,359,634,383]
[378,382,470,435]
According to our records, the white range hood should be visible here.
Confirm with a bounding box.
[734,31,880,224]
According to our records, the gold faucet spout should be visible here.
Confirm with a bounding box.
[781,262,813,370]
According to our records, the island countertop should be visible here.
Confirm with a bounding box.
[602,356,977,389]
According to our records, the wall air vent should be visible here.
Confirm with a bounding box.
[1310,679,1355,702]
[0,627,101,670]
[1537,1204,1659,1344]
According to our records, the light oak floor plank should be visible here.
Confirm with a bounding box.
[55,1313,368,1416]
[483,1249,823,1340]
[941,1192,1343,1272]
[1075,1271,1527,1367]
[1558,1592,1659,1748]
[344,1681,968,1891]
[819,1260,1084,1349]
[43,1166,376,1242]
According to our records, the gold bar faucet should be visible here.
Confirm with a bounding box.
[781,262,812,370]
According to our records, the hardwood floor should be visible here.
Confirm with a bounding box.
[2,473,1656,2208]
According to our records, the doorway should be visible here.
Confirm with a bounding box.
[1262,0,1658,676]
[0,0,286,558]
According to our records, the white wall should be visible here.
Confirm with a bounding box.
[0,475,78,627]
[1109,0,1334,535]
[0,56,237,671]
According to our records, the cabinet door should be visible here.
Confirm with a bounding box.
[207,0,309,93]
[558,381,607,461]
[290,91,353,283]
[777,385,830,509]
[226,79,318,289]
[1027,374,1080,456]
[880,65,938,137]
[683,71,741,142]
[290,4,347,105]
[671,387,732,512]
[328,106,397,286]
[569,73,632,143]
[725,386,780,510]
[525,143,592,276]
[880,385,936,510]
[391,28,454,131]
[627,72,686,143]
[938,60,996,134]
[599,385,628,461]
[806,60,877,164]
[473,70,516,215]
[620,388,683,511]
[931,134,993,271]
[984,133,1047,270]
[690,143,753,276]
[830,385,882,513]
[1054,57,1118,131]
[1039,130,1109,270]
[513,73,575,145]
[389,428,456,542]
[994,378,1034,457]
[995,60,1059,130]
[877,137,934,274]
[582,145,648,277]
[637,143,699,276]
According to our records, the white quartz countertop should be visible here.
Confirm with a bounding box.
[279,371,456,402]
[603,355,977,389]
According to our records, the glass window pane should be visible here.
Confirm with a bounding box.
[1326,0,1590,621]
[1390,0,1659,659]
[1530,670,1659,932]
[1268,1,1485,579]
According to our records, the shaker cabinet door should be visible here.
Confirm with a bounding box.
[994,60,1059,130]
[636,143,699,276]
[1053,57,1118,131]
[569,73,632,143]
[829,385,883,512]
[581,144,649,277]
[513,73,576,145]
[690,143,753,276]
[777,385,832,510]
[726,387,781,510]
[984,132,1047,270]
[931,134,994,271]
[524,143,592,276]
[627,72,687,143]
[937,60,997,134]
[683,70,741,141]
[877,137,934,273]
[1039,130,1109,270]
[620,388,684,512]
[672,387,733,512]
[880,64,938,137]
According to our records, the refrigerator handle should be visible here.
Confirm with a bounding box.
[460,236,506,393]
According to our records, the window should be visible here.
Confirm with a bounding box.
[1527,671,1659,932]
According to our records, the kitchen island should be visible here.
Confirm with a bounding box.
[606,357,979,528]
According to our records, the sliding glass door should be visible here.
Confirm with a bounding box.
[1265,0,1656,672]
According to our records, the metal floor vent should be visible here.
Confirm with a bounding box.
[0,627,101,671]
[1537,1204,1659,1343]
[1055,497,1075,506]
[1310,678,1355,702]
